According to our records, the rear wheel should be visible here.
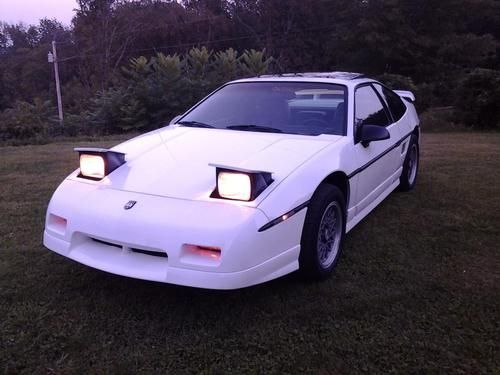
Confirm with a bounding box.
[399,134,419,191]
[299,185,346,280]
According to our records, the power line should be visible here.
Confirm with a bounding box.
[53,13,229,61]
[70,13,227,44]
[57,22,339,62]
[2,14,228,59]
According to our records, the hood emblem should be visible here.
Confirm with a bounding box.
[124,200,137,210]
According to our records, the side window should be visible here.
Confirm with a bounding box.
[354,85,391,128]
[373,84,407,122]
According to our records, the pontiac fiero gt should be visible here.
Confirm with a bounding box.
[44,72,420,289]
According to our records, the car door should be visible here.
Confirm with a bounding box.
[351,84,402,215]
[372,83,414,172]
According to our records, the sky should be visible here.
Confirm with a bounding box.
[0,0,77,26]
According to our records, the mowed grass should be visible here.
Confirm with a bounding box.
[0,133,499,373]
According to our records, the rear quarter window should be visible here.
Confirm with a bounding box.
[373,84,407,122]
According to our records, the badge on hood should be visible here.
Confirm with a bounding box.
[124,200,137,210]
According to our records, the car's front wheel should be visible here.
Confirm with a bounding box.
[299,185,346,280]
[399,134,419,191]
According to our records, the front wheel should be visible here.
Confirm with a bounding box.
[399,134,419,191]
[299,185,346,280]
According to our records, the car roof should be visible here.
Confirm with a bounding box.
[260,72,365,80]
[230,72,376,87]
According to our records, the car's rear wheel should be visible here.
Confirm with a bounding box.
[299,185,346,280]
[399,134,419,191]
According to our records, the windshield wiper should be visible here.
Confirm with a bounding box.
[226,125,283,133]
[178,120,215,128]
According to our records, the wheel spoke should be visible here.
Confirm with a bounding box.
[316,201,343,269]
[407,144,418,184]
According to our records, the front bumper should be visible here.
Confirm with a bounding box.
[43,180,305,289]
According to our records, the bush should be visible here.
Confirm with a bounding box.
[376,73,433,111]
[0,100,96,144]
[85,47,275,134]
[0,98,57,141]
[376,73,472,112]
[376,73,417,92]
[454,69,500,130]
[419,107,466,132]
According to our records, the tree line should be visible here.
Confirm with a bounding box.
[0,0,499,142]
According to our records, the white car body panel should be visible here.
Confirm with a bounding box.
[66,127,334,206]
[44,73,420,289]
[44,180,306,289]
[352,121,402,214]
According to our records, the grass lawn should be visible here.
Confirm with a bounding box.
[0,133,499,373]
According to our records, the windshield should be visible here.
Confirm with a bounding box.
[179,82,347,136]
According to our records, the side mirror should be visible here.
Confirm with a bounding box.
[359,124,390,147]
[169,115,182,125]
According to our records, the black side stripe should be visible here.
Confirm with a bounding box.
[258,130,414,232]
[258,200,310,232]
[347,130,414,179]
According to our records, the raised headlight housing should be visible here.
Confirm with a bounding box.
[75,148,126,181]
[210,165,273,202]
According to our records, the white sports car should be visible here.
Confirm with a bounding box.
[43,72,420,289]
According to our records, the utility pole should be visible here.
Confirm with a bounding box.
[48,40,64,125]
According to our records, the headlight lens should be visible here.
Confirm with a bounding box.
[75,148,126,180]
[79,154,105,179]
[211,165,274,201]
[217,172,252,201]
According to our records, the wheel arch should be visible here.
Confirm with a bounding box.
[318,171,350,208]
[412,125,420,142]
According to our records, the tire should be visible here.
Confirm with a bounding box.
[299,184,346,280]
[399,134,419,192]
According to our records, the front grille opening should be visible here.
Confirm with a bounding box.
[90,237,167,258]
[131,248,168,258]
[92,238,121,248]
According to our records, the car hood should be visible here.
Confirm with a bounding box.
[71,126,341,201]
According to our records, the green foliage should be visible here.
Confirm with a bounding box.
[454,69,500,130]
[0,99,56,141]
[437,34,497,69]
[213,48,240,81]
[419,107,462,132]
[241,49,273,76]
[0,0,499,141]
[86,88,128,133]
[376,73,417,91]
[124,56,151,78]
[376,74,436,111]
[154,53,182,81]
[86,47,273,133]
[186,47,212,79]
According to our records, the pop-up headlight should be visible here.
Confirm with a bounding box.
[80,154,105,179]
[218,171,252,201]
[210,164,273,201]
[75,148,125,180]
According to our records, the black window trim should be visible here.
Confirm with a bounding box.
[371,82,409,123]
[353,82,393,144]
[369,83,395,123]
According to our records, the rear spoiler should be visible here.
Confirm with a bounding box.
[394,90,415,103]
